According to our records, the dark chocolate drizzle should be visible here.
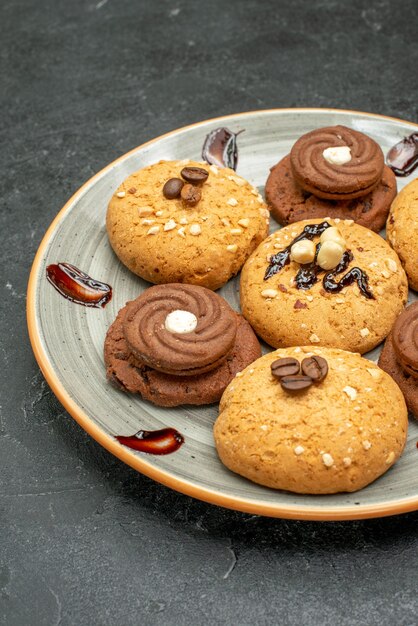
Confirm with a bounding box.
[264,221,331,280]
[264,222,374,299]
[386,133,418,176]
[202,127,243,170]
[116,428,184,455]
[46,262,112,308]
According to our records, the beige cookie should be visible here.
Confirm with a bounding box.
[240,218,408,353]
[214,347,408,494]
[386,177,418,291]
[106,160,269,290]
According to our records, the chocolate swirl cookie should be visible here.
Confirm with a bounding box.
[392,302,418,379]
[290,126,384,200]
[123,284,238,376]
[379,302,418,418]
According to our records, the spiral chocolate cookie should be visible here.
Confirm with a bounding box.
[386,177,418,291]
[378,302,418,417]
[240,218,408,353]
[265,155,397,232]
[123,284,238,376]
[214,347,408,494]
[104,285,261,407]
[106,160,269,291]
[290,126,385,200]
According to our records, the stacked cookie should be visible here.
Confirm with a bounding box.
[104,284,260,407]
[265,126,397,232]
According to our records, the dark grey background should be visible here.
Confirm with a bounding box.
[1,0,417,624]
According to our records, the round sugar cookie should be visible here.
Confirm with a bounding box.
[386,177,418,291]
[240,218,408,354]
[214,347,408,494]
[106,160,269,291]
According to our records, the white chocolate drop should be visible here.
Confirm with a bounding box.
[164,310,198,334]
[323,146,352,165]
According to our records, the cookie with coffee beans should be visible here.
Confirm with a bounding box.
[265,126,396,231]
[214,346,408,494]
[106,160,269,291]
[240,218,408,354]
[386,177,418,291]
[104,284,261,407]
[378,302,418,418]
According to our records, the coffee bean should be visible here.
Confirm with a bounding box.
[181,183,201,206]
[301,355,328,382]
[181,166,209,184]
[163,178,184,199]
[281,375,313,392]
[271,357,300,379]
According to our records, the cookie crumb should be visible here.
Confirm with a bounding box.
[147,225,160,235]
[360,328,370,337]
[221,217,231,227]
[227,198,238,206]
[259,208,270,218]
[155,210,163,217]
[306,295,314,302]
[179,216,188,225]
[227,244,238,253]
[116,191,126,198]
[230,228,242,235]
[362,440,372,450]
[238,218,250,228]
[343,386,357,400]
[294,445,305,455]
[381,269,391,279]
[309,333,320,343]
[177,227,186,238]
[322,453,334,467]
[343,457,352,467]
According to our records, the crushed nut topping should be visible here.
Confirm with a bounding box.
[322,453,334,467]
[343,386,357,400]
[190,224,201,236]
[164,219,177,231]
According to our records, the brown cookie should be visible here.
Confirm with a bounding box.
[378,332,418,419]
[104,303,261,407]
[391,302,418,378]
[123,284,237,376]
[290,126,384,200]
[265,155,396,232]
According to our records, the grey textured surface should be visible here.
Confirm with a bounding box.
[1,0,418,625]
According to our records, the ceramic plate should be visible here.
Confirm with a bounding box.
[27,108,418,520]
